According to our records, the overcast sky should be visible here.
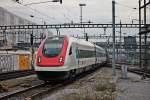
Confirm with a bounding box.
[0,0,145,41]
[0,0,140,24]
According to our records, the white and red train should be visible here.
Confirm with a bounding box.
[34,35,107,81]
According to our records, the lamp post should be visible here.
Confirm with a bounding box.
[79,3,87,40]
[79,3,86,24]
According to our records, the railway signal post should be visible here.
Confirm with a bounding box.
[30,33,34,69]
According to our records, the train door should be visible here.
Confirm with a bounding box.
[68,43,79,69]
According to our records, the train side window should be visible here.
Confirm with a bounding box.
[69,46,72,55]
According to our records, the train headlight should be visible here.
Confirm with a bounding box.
[38,56,42,63]
[59,57,63,63]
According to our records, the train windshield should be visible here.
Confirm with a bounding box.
[43,37,64,57]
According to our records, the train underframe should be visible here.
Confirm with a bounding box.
[35,62,106,82]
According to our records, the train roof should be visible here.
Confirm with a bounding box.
[46,35,92,47]
[68,36,94,47]
[46,35,105,51]
[47,35,65,38]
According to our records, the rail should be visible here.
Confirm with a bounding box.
[0,70,35,81]
[108,63,150,78]
[25,81,70,100]
[0,82,45,100]
[25,67,103,99]
[0,65,103,100]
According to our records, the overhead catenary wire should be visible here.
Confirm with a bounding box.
[22,5,62,24]
[61,5,76,22]
[5,1,62,24]
[115,2,138,10]
[45,4,73,24]
[6,7,56,24]
[23,1,60,6]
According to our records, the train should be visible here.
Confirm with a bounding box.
[34,35,107,81]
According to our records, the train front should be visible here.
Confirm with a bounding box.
[34,36,69,81]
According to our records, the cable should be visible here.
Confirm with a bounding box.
[61,6,75,22]
[45,4,73,23]
[22,6,61,24]
[7,7,54,24]
[24,1,59,6]
[115,2,138,11]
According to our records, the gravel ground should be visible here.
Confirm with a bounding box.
[36,67,150,100]
[42,67,118,100]
[117,73,150,100]
[1,67,149,100]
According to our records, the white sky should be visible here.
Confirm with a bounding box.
[0,0,145,42]
[0,0,140,24]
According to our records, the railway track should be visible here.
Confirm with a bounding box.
[108,64,150,78]
[0,64,149,100]
[0,77,75,100]
[0,70,35,81]
[0,82,45,100]
[25,81,71,100]
[128,69,150,78]
[1,64,149,100]
[0,66,102,100]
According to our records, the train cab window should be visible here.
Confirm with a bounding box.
[43,37,64,57]
[69,46,72,55]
